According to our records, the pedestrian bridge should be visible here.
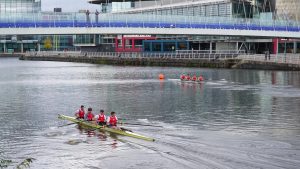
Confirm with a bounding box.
[0,13,300,38]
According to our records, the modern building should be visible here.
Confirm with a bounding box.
[0,0,299,54]
[0,0,41,13]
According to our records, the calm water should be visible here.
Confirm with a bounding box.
[0,57,300,169]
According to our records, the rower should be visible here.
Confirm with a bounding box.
[107,111,118,128]
[95,109,106,126]
[198,75,204,81]
[180,74,185,80]
[75,105,85,119]
[85,108,94,121]
[186,74,191,81]
[192,74,197,81]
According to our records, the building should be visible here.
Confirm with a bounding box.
[0,0,41,13]
[0,0,299,54]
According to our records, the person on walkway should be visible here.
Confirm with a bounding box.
[265,51,268,60]
[95,109,106,126]
[107,112,118,128]
[95,10,99,23]
[75,105,85,119]
[85,108,94,121]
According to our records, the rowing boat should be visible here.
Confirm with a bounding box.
[58,114,155,142]
[180,79,204,83]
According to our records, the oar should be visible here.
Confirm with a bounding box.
[119,122,163,128]
[58,122,77,128]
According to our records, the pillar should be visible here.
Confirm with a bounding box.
[209,42,212,53]
[293,41,297,54]
[236,42,239,53]
[273,38,278,54]
[21,43,24,53]
[38,43,41,52]
[3,43,6,53]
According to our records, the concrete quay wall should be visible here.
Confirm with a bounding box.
[19,55,300,71]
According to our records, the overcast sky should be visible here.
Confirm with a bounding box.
[42,0,99,12]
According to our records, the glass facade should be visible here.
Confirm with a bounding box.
[0,0,41,13]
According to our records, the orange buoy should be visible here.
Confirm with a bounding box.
[159,74,165,80]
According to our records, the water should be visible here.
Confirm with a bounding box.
[0,57,300,169]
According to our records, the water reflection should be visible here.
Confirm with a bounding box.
[0,58,300,168]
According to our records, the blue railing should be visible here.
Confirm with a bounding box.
[0,12,299,32]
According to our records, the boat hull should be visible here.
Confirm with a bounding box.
[58,114,155,142]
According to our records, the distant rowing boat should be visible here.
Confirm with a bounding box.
[58,114,155,142]
[169,79,205,84]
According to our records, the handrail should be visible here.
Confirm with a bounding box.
[1,13,299,32]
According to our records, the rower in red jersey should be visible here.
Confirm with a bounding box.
[85,108,94,121]
[107,111,118,128]
[186,74,191,81]
[94,109,106,126]
[180,74,186,80]
[198,75,204,81]
[75,105,85,119]
[192,74,197,81]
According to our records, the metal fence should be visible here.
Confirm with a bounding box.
[239,54,300,65]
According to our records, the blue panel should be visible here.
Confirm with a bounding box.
[248,25,261,30]
[175,23,190,28]
[127,22,143,27]
[274,26,287,31]
[159,23,175,28]
[190,24,205,29]
[287,27,299,32]
[109,22,126,27]
[36,22,53,27]
[219,24,235,29]
[56,22,73,27]
[206,24,220,29]
[261,26,274,31]
[234,24,248,30]
[93,22,109,27]
[143,22,159,28]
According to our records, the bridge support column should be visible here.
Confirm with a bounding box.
[273,38,279,54]
[209,42,212,53]
[236,42,239,53]
[293,41,297,54]
[3,43,6,53]
[21,43,24,53]
[37,43,41,52]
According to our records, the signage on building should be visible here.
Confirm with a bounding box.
[123,35,152,38]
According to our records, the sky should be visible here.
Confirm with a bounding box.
[41,0,99,12]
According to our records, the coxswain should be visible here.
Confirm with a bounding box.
[95,109,106,126]
[107,111,118,128]
[180,74,185,80]
[75,105,85,119]
[85,108,94,121]
[192,74,197,81]
[186,74,191,81]
[198,75,204,81]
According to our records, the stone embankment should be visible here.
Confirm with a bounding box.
[19,54,300,71]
